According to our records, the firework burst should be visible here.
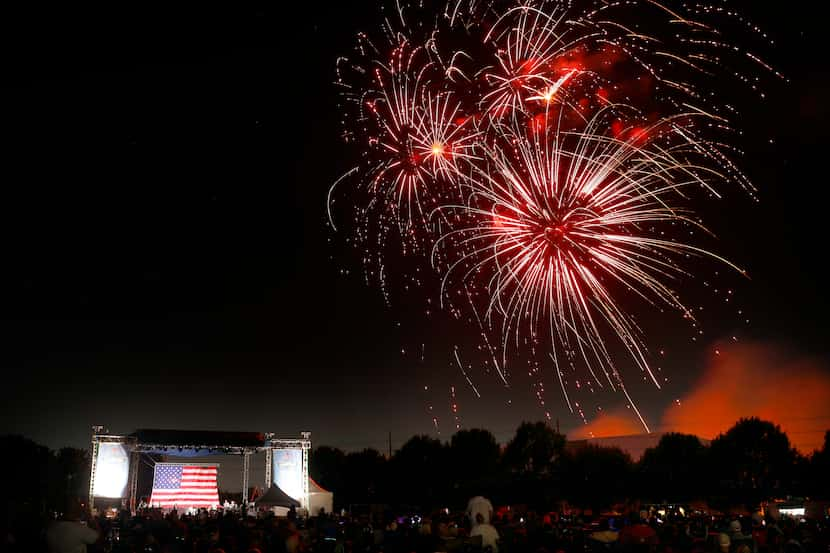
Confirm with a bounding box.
[434,106,747,429]
[330,0,778,431]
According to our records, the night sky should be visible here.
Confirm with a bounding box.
[1,3,828,454]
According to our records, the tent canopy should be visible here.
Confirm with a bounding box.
[308,478,333,515]
[255,484,300,508]
[309,478,329,493]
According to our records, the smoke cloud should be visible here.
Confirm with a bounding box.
[570,342,830,453]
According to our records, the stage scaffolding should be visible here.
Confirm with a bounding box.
[89,426,312,514]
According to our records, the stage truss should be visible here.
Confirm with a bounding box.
[89,426,312,514]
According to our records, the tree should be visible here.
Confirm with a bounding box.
[809,430,830,498]
[709,417,797,501]
[310,446,346,499]
[449,428,500,482]
[563,444,633,511]
[448,429,500,502]
[638,433,706,501]
[498,422,566,508]
[55,447,90,502]
[502,421,565,475]
[342,448,386,506]
[1,435,56,517]
[391,435,448,508]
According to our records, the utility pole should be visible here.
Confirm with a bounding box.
[388,431,392,458]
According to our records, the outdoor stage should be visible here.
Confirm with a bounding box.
[88,426,322,514]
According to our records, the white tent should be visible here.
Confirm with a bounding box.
[308,477,333,515]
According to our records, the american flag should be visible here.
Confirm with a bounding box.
[149,464,219,508]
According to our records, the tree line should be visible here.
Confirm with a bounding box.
[1,416,828,523]
[0,435,90,529]
[310,418,830,512]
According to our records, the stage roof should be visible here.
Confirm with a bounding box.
[130,429,266,447]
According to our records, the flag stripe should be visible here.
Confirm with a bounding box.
[150,493,220,497]
[150,464,219,508]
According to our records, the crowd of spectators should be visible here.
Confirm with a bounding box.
[13,500,830,553]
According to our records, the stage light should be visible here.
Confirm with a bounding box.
[93,443,129,498]
[779,507,805,517]
[273,449,303,501]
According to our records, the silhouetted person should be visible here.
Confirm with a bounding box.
[46,500,99,553]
